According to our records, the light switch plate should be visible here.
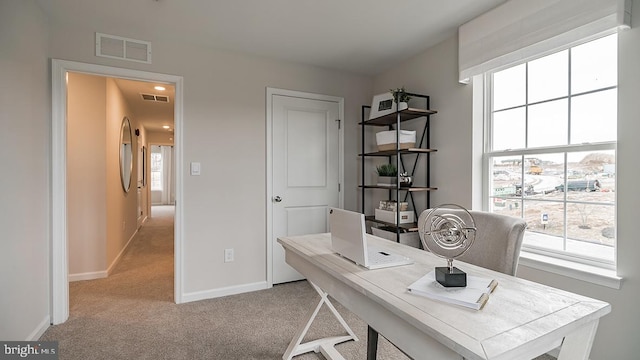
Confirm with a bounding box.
[190,162,201,176]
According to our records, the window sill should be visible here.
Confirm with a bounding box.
[518,251,622,289]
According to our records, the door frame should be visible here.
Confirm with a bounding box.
[265,87,344,287]
[51,59,185,324]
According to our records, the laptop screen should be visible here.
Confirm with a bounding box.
[329,208,368,266]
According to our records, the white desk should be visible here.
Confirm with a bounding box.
[278,233,610,360]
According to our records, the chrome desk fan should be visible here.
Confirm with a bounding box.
[418,204,477,287]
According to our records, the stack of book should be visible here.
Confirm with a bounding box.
[407,271,498,310]
[375,201,414,224]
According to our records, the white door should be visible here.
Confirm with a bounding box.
[271,92,342,284]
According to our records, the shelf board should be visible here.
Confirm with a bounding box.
[360,148,437,157]
[365,216,419,232]
[359,185,438,192]
[360,108,437,126]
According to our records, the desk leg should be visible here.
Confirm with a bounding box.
[557,320,599,360]
[283,282,358,360]
[367,326,379,360]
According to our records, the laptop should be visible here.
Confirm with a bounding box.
[329,208,413,270]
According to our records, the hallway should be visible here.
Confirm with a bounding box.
[72,205,175,305]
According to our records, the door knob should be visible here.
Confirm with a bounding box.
[274,196,282,203]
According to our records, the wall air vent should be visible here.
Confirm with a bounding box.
[141,94,170,103]
[96,33,152,64]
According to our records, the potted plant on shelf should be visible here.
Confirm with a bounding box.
[389,87,411,111]
[376,164,413,187]
[376,163,397,187]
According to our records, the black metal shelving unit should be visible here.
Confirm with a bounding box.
[359,92,437,243]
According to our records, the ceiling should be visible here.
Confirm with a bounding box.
[113,79,175,134]
[36,0,505,75]
[38,0,506,131]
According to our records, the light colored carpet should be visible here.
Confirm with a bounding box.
[40,205,555,360]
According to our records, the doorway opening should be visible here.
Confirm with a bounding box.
[51,59,184,324]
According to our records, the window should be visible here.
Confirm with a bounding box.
[486,34,617,268]
[151,152,163,191]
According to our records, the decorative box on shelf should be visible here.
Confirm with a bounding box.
[375,130,416,151]
[374,209,414,224]
[371,226,420,248]
[379,200,408,211]
[375,201,413,224]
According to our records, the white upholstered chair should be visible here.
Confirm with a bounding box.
[457,210,528,276]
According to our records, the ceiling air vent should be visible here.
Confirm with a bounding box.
[96,33,152,64]
[141,94,170,103]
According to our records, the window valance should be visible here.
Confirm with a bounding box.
[458,0,632,83]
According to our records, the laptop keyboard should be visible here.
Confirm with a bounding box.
[368,247,399,264]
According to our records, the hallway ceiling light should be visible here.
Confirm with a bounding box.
[154,86,166,91]
[162,125,170,129]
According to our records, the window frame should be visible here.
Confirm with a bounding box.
[482,35,618,272]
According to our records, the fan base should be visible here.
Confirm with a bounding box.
[435,266,467,287]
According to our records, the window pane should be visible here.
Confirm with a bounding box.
[151,172,162,191]
[493,63,526,111]
[571,34,617,94]
[524,153,565,199]
[524,200,565,240]
[570,89,617,144]
[528,99,568,147]
[151,153,163,171]
[490,155,522,197]
[566,203,615,260]
[564,151,616,202]
[528,50,568,103]
[492,107,525,151]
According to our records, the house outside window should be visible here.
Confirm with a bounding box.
[485,34,617,268]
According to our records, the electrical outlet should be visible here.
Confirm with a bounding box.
[224,248,234,263]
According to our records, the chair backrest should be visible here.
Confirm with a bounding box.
[457,210,527,276]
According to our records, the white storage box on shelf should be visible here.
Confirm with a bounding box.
[374,208,415,224]
[371,227,420,248]
[375,130,416,151]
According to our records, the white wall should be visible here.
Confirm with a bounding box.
[373,2,640,358]
[0,0,50,340]
[105,78,139,268]
[45,16,372,296]
[66,73,140,278]
[67,73,108,275]
[373,36,474,209]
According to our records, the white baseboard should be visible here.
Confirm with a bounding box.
[68,229,138,282]
[68,270,108,282]
[27,316,50,341]
[137,215,148,229]
[181,281,268,303]
[107,228,138,276]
